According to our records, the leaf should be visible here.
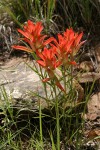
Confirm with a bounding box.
[95,44,100,63]
[77,72,100,83]
[78,61,94,72]
[86,92,100,121]
[87,129,100,140]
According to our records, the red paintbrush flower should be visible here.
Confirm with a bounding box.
[49,33,76,66]
[49,28,85,66]
[36,47,65,92]
[12,20,53,53]
[36,46,61,71]
[63,28,85,55]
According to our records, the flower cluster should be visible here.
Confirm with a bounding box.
[12,20,85,92]
[12,20,52,52]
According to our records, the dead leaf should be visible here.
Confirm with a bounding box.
[95,44,100,63]
[87,113,98,121]
[86,92,100,121]
[77,72,100,83]
[87,129,100,139]
[78,61,94,72]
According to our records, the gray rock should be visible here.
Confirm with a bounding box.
[0,58,52,114]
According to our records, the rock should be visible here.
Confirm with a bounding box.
[0,58,49,114]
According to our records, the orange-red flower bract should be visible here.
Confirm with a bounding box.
[48,28,85,66]
[12,20,53,53]
[49,33,75,66]
[36,47,61,71]
[12,45,35,53]
[63,28,85,55]
[36,47,65,92]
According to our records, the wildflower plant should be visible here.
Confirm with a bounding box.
[12,20,85,92]
[12,20,85,149]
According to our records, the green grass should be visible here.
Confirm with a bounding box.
[0,79,96,150]
[0,0,56,34]
[55,0,100,32]
[0,0,100,33]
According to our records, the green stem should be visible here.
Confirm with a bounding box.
[43,82,48,98]
[63,66,67,93]
[39,67,48,98]
[39,98,43,148]
[71,65,73,91]
[70,54,73,91]
[54,84,60,150]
